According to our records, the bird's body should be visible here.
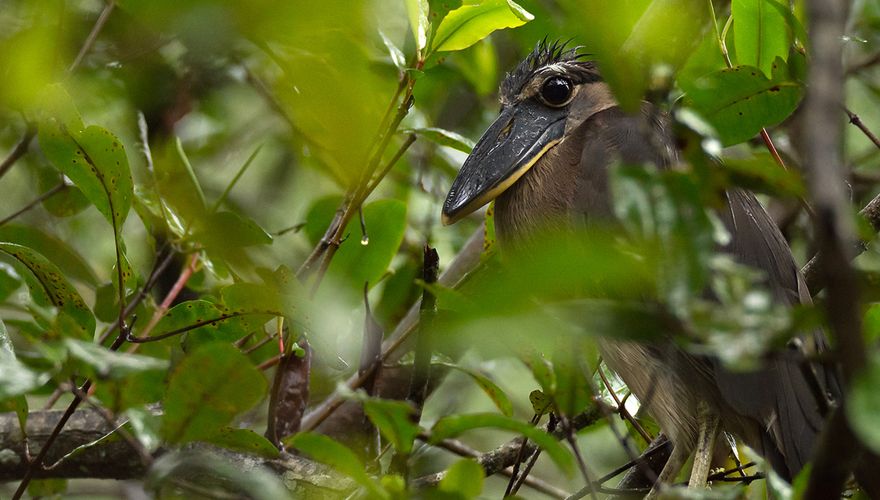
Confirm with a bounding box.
[442,41,838,484]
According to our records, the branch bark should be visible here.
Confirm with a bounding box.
[0,409,351,496]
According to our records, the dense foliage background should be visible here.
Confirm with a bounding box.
[1,0,879,498]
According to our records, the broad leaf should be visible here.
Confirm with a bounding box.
[63,338,168,379]
[681,61,803,146]
[732,0,790,77]
[437,362,513,416]
[430,413,573,474]
[431,0,533,53]
[206,427,280,459]
[305,198,407,289]
[0,225,98,286]
[162,343,267,443]
[439,459,484,498]
[405,0,430,51]
[363,398,420,454]
[285,433,386,498]
[0,243,95,338]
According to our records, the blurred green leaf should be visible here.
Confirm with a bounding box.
[307,198,407,289]
[27,479,67,497]
[363,398,420,454]
[0,243,95,338]
[406,0,430,51]
[195,211,273,248]
[431,0,533,53]
[429,413,573,474]
[0,224,98,286]
[437,362,513,416]
[438,458,484,498]
[205,427,281,459]
[848,353,880,455]
[402,127,474,153]
[681,61,803,146]
[162,343,267,444]
[0,319,31,431]
[63,338,168,379]
[732,0,790,76]
[153,138,208,231]
[285,432,386,498]
[722,153,805,198]
[380,31,407,71]
[453,38,498,96]
[0,262,21,302]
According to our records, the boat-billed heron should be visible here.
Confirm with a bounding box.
[442,41,839,489]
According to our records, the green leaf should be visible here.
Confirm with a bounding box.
[28,479,67,497]
[306,198,407,288]
[722,153,805,198]
[732,0,790,76]
[38,123,133,228]
[0,319,31,431]
[162,343,267,444]
[437,362,513,416]
[151,300,255,350]
[0,262,21,302]
[205,427,280,459]
[406,0,430,51]
[285,433,386,498]
[681,62,803,146]
[63,338,168,379]
[380,31,407,70]
[431,0,533,53]
[0,224,98,286]
[848,353,880,455]
[363,398,420,454]
[401,127,474,153]
[529,390,553,417]
[153,138,208,230]
[439,459,484,498]
[429,413,573,474]
[195,211,273,248]
[0,243,95,338]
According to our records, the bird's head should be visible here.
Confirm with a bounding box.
[441,40,616,225]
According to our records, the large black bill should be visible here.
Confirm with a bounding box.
[442,100,568,225]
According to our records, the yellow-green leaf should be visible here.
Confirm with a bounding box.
[432,0,533,53]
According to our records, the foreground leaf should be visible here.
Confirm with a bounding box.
[848,353,880,455]
[681,62,802,146]
[439,458,484,498]
[162,343,267,443]
[431,0,533,53]
[285,433,386,498]
[0,225,98,286]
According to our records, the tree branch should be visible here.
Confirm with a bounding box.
[0,409,352,496]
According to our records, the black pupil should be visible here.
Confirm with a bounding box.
[541,77,571,105]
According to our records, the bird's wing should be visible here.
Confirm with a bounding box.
[713,188,838,478]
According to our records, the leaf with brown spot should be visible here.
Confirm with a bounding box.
[0,243,95,338]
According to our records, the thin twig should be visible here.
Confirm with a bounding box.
[0,126,36,181]
[0,182,67,227]
[845,107,880,151]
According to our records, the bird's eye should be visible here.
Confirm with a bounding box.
[539,77,573,107]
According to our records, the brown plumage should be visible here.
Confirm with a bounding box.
[443,40,839,483]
